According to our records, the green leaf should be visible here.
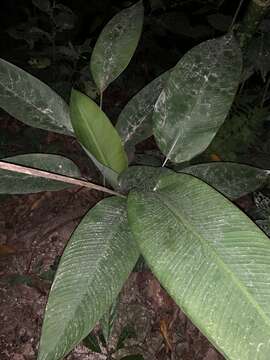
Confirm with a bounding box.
[128,173,270,360]
[90,1,144,92]
[38,197,139,360]
[133,152,163,167]
[0,58,73,135]
[180,162,269,200]
[116,70,170,148]
[82,144,119,189]
[0,153,81,193]
[118,165,173,193]
[70,90,128,174]
[153,35,242,164]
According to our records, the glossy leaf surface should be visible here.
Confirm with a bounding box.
[181,162,269,199]
[0,58,73,135]
[90,1,144,91]
[70,90,128,174]
[116,70,170,148]
[128,173,270,360]
[38,197,139,360]
[153,35,242,164]
[0,153,81,193]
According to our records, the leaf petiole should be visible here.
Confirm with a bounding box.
[0,161,125,198]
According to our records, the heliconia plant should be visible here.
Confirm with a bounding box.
[1,1,270,359]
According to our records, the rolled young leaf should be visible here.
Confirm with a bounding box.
[116,70,170,148]
[180,162,269,199]
[90,1,144,92]
[0,153,81,193]
[128,173,270,360]
[0,58,73,135]
[38,197,139,360]
[70,89,128,174]
[153,35,242,164]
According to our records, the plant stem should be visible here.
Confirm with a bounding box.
[229,0,245,32]
[0,161,125,198]
[237,0,270,50]
[100,91,103,110]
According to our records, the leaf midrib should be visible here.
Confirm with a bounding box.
[154,191,270,327]
[0,71,68,132]
[163,39,234,163]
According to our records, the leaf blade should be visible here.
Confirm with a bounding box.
[38,196,139,360]
[128,173,270,359]
[0,153,81,193]
[116,70,170,148]
[90,1,144,91]
[180,162,269,199]
[70,90,128,174]
[119,165,173,193]
[0,58,73,135]
[153,35,242,164]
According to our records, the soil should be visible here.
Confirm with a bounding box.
[0,180,225,360]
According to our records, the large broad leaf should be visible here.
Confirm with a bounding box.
[70,90,128,174]
[0,58,73,135]
[90,1,144,92]
[180,162,269,200]
[128,173,270,360]
[119,165,173,193]
[116,70,170,148]
[38,197,139,360]
[0,153,81,193]
[153,35,242,164]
